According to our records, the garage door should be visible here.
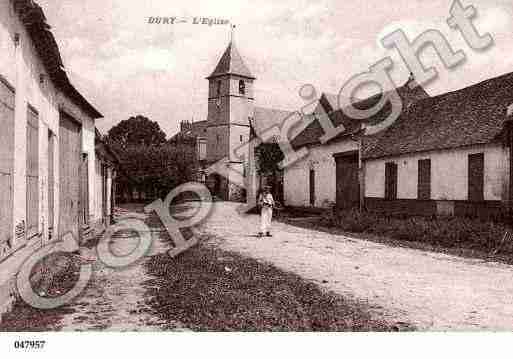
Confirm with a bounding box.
[59,112,81,241]
[0,79,14,260]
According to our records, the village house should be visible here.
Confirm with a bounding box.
[0,0,115,315]
[281,73,513,220]
[362,72,513,219]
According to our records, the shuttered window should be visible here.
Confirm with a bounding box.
[385,162,397,200]
[26,106,39,238]
[417,159,431,200]
[468,153,484,201]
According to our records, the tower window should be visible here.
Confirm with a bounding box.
[240,135,243,142]
[239,80,245,95]
[216,80,221,97]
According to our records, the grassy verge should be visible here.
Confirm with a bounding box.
[144,242,408,331]
[281,209,512,264]
[0,233,103,331]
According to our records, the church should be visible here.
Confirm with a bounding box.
[176,38,291,201]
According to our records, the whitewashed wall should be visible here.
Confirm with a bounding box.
[0,1,98,245]
[283,139,359,207]
[365,144,510,201]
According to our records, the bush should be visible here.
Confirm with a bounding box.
[321,208,510,255]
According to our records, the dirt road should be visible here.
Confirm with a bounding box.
[0,209,186,331]
[198,202,513,330]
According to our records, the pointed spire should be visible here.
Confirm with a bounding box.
[207,26,255,80]
[230,24,236,43]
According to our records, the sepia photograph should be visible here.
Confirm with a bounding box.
[0,0,513,357]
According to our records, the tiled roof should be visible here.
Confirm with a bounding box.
[291,76,429,149]
[363,71,513,159]
[207,41,255,80]
[250,106,296,140]
[14,0,102,118]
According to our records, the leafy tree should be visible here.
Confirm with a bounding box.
[111,140,198,202]
[107,115,167,148]
[256,142,284,175]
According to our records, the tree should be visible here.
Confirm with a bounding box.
[255,142,285,202]
[107,115,167,148]
[111,140,199,202]
[256,142,284,176]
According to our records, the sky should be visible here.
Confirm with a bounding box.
[36,0,513,137]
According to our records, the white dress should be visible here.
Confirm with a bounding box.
[259,193,274,233]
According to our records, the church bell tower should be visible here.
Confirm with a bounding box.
[206,31,256,201]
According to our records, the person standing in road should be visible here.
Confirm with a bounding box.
[258,186,275,237]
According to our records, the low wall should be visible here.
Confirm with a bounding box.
[364,197,508,221]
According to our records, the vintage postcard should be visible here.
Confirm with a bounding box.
[0,0,512,357]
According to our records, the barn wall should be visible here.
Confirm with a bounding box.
[283,138,359,208]
[364,144,510,202]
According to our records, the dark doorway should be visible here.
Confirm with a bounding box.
[309,169,315,206]
[334,151,360,210]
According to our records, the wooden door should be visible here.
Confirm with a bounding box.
[59,113,81,241]
[26,106,39,239]
[0,79,14,258]
[335,152,360,209]
[385,162,398,200]
[468,153,484,201]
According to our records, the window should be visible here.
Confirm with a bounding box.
[468,153,484,201]
[198,140,207,160]
[216,80,221,97]
[239,80,245,95]
[417,159,431,200]
[384,162,397,200]
[240,135,243,142]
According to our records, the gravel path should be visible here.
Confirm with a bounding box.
[0,209,186,331]
[197,202,513,330]
[55,211,186,331]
